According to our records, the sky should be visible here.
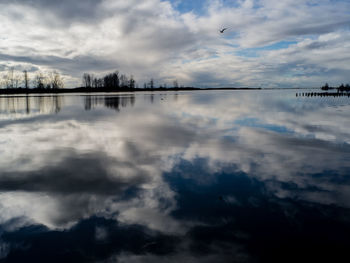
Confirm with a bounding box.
[0,0,349,88]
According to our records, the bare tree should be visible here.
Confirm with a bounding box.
[14,71,21,89]
[82,70,136,90]
[90,74,95,87]
[120,74,128,87]
[149,78,154,89]
[3,73,10,89]
[112,71,119,88]
[23,70,30,89]
[173,80,179,88]
[129,75,135,89]
[6,68,15,89]
[97,78,103,88]
[92,77,104,89]
[2,68,16,89]
[34,72,45,89]
[103,71,120,89]
[50,71,64,89]
[93,77,98,89]
[83,73,92,88]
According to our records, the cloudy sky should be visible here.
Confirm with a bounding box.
[0,0,349,88]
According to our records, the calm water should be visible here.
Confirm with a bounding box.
[0,90,350,262]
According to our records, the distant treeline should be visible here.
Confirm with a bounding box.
[82,71,135,90]
[81,71,184,91]
[0,68,64,90]
[0,68,190,94]
[321,83,350,91]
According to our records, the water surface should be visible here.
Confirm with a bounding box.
[0,90,350,262]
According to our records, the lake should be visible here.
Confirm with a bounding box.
[0,90,350,262]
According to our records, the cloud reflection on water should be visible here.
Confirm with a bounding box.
[0,90,350,262]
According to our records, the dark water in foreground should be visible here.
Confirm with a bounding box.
[0,90,350,262]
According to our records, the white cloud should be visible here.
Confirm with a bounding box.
[0,0,349,88]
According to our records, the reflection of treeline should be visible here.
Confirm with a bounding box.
[296,92,350,98]
[0,68,64,90]
[321,83,350,91]
[0,95,63,115]
[84,95,135,111]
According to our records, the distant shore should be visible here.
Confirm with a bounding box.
[0,87,263,95]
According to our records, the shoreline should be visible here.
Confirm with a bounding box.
[0,87,263,95]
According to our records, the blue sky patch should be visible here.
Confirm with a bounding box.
[236,41,298,57]
[234,117,293,134]
[170,0,206,14]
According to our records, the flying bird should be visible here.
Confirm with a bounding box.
[219,28,228,33]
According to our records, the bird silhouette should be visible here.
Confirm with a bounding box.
[220,28,228,33]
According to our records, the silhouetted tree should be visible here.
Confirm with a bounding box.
[120,74,128,87]
[149,79,154,89]
[321,83,329,90]
[103,71,120,89]
[337,83,350,92]
[50,71,64,89]
[80,70,139,91]
[97,78,103,88]
[23,70,29,89]
[34,72,45,89]
[129,75,135,89]
[5,68,14,89]
[112,71,120,88]
[92,77,99,89]
[83,73,92,89]
[13,71,21,89]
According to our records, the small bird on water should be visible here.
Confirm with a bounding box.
[220,28,228,33]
